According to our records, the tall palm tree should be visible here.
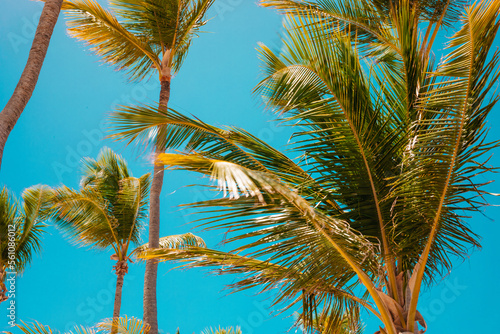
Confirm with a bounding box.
[0,0,63,169]
[113,0,500,332]
[48,148,206,332]
[0,186,49,304]
[59,1,214,331]
[49,148,151,331]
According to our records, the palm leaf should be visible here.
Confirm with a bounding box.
[200,326,241,334]
[0,186,49,274]
[97,316,150,334]
[386,0,500,328]
[63,0,160,81]
[132,232,206,255]
[7,320,96,334]
[154,152,398,331]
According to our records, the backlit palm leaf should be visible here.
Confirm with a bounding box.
[0,186,50,274]
[62,0,214,81]
[49,148,151,256]
[132,232,206,255]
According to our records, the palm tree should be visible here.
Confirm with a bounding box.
[0,186,49,304]
[48,148,206,332]
[49,148,151,331]
[59,1,214,331]
[0,0,63,169]
[113,0,500,332]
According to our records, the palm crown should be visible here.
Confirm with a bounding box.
[0,186,49,303]
[49,147,151,260]
[110,0,500,333]
[62,0,214,81]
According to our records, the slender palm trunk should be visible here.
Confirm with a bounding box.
[143,80,170,334]
[112,261,127,334]
[0,0,63,169]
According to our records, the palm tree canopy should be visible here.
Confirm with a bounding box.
[129,0,500,332]
[61,0,214,81]
[49,148,151,258]
[0,186,50,273]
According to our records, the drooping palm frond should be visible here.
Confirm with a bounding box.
[63,0,160,81]
[7,320,97,334]
[260,0,463,33]
[152,152,401,332]
[135,0,500,332]
[260,0,397,51]
[0,186,50,274]
[62,0,214,81]
[132,232,206,255]
[256,15,404,267]
[49,185,121,249]
[390,0,500,328]
[200,326,242,334]
[109,104,344,213]
[48,148,151,257]
[97,316,150,334]
[8,318,149,334]
[295,309,364,334]
[142,245,379,321]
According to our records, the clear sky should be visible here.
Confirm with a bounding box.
[1,1,499,333]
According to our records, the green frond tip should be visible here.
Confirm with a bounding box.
[61,0,215,81]
[133,232,206,256]
[97,316,150,334]
[0,185,50,275]
[10,320,96,334]
[9,317,148,334]
[48,147,151,255]
[200,326,242,334]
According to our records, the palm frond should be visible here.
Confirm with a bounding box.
[0,186,49,274]
[97,316,150,334]
[110,103,345,213]
[49,186,120,249]
[63,0,160,81]
[200,326,241,334]
[142,246,378,319]
[49,148,151,254]
[153,152,401,327]
[171,0,215,72]
[133,232,206,255]
[256,15,405,260]
[260,0,400,57]
[65,0,215,80]
[7,320,96,334]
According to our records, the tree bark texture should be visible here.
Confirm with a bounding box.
[112,273,125,334]
[0,0,63,169]
[143,80,170,334]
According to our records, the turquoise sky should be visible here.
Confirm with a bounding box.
[1,1,499,333]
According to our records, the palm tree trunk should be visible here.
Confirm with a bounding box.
[0,0,63,169]
[143,80,170,334]
[112,260,128,334]
[112,272,125,334]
